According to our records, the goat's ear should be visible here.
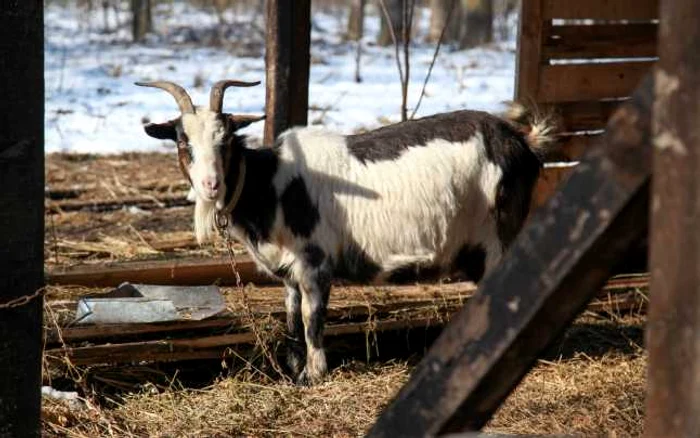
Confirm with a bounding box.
[143,119,179,141]
[227,114,266,131]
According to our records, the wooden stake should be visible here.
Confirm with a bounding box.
[646,0,700,434]
[263,0,311,145]
[0,1,44,435]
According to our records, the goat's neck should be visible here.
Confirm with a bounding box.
[224,142,280,244]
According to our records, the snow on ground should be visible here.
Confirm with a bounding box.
[45,2,517,154]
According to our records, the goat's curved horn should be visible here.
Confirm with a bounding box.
[209,80,261,113]
[135,81,195,114]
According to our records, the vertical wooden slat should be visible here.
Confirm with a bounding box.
[0,1,44,436]
[263,0,311,145]
[646,0,700,435]
[515,0,546,101]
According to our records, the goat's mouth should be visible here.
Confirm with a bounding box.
[193,186,222,204]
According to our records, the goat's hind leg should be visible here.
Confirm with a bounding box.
[284,281,306,379]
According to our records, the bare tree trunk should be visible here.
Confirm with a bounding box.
[347,0,366,41]
[461,0,493,48]
[131,0,152,42]
[428,0,461,43]
[213,0,229,25]
[377,0,404,46]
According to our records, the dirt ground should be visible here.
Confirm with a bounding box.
[42,152,648,437]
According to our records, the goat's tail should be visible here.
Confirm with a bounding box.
[501,101,557,159]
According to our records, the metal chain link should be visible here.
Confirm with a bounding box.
[0,287,44,310]
[215,212,290,383]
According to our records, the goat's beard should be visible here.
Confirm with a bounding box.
[193,196,218,244]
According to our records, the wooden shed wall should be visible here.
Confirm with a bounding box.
[517,0,659,162]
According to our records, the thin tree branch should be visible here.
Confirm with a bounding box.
[400,0,416,121]
[378,0,407,121]
[410,0,458,120]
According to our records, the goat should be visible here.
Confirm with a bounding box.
[136,79,553,385]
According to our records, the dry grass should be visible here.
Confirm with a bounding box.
[489,353,646,437]
[43,361,411,438]
[42,315,648,437]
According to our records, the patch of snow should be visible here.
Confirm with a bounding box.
[45,3,517,154]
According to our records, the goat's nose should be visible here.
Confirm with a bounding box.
[203,178,220,192]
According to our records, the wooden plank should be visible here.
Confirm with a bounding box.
[530,164,576,210]
[45,180,189,201]
[263,0,311,145]
[367,75,654,437]
[543,0,659,20]
[546,132,604,162]
[0,1,44,435]
[550,99,626,132]
[543,23,658,60]
[45,274,649,348]
[45,317,445,366]
[515,0,547,102]
[645,0,700,435]
[538,61,654,103]
[46,193,189,214]
[46,255,276,287]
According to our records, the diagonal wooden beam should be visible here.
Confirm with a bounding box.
[367,75,655,437]
[645,0,700,435]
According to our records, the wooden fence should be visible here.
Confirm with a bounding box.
[517,0,659,162]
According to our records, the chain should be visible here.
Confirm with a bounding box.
[0,287,44,310]
[215,212,290,383]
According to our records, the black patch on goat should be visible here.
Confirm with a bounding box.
[303,265,332,350]
[387,264,442,284]
[345,110,485,164]
[480,119,542,249]
[281,177,320,238]
[452,244,487,283]
[333,243,382,283]
[143,118,179,141]
[273,263,293,280]
[228,146,279,245]
[284,281,306,376]
[303,244,326,268]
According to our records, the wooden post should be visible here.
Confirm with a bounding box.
[0,1,44,436]
[263,0,311,145]
[515,0,546,102]
[368,76,654,437]
[646,0,700,435]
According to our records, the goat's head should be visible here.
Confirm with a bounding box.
[136,80,264,207]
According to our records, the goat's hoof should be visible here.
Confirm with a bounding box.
[286,355,305,378]
[295,368,324,386]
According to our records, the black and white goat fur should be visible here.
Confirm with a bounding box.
[137,80,553,385]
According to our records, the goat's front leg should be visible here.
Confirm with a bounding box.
[284,280,306,378]
[296,246,332,385]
